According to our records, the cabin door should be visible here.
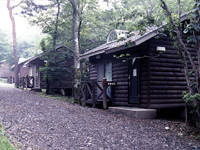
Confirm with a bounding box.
[129,58,139,103]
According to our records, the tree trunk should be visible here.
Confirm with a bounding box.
[53,0,61,50]
[7,0,19,87]
[70,0,80,69]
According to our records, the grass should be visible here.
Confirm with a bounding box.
[35,89,76,104]
[0,124,15,150]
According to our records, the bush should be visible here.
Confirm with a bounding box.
[183,92,200,130]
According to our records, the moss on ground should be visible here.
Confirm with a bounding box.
[35,89,76,104]
[0,124,15,150]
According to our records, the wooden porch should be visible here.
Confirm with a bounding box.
[76,79,117,109]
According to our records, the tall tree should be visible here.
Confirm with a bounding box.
[7,0,18,87]
[53,0,61,50]
[69,0,80,69]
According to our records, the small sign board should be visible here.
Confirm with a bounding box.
[107,81,117,86]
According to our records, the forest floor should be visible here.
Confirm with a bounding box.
[0,82,199,150]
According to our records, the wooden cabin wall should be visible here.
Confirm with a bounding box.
[89,63,97,80]
[112,61,129,105]
[143,37,187,108]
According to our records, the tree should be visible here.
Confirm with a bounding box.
[7,0,25,87]
[160,0,200,129]
[68,0,80,69]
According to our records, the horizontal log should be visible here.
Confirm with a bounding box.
[112,97,129,102]
[90,70,97,73]
[150,62,184,68]
[141,85,186,90]
[141,94,183,99]
[150,99,184,104]
[112,81,129,85]
[141,90,184,94]
[113,93,128,98]
[112,78,129,82]
[158,54,181,59]
[113,90,128,95]
[111,101,129,106]
[147,81,186,86]
[90,77,97,80]
[89,66,96,70]
[150,57,182,64]
[115,86,128,90]
[143,76,186,81]
[113,70,128,75]
[150,72,184,77]
[89,74,97,77]
[140,98,183,104]
[112,62,128,68]
[113,66,128,72]
[89,75,97,79]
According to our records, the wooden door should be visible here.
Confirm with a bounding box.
[129,59,139,103]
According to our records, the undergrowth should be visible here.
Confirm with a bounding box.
[0,124,15,150]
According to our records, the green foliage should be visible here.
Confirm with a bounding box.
[183,92,200,105]
[183,92,200,129]
[184,0,200,47]
[0,125,15,150]
[38,37,74,85]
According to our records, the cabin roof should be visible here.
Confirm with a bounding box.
[80,12,190,59]
[23,45,72,66]
[80,26,160,59]
[23,54,43,66]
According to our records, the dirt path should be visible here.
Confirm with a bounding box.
[0,83,199,150]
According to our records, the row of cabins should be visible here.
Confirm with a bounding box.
[15,15,193,110]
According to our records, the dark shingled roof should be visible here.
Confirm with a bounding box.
[80,26,161,59]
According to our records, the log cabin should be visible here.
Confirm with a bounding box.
[22,54,45,90]
[18,45,74,95]
[80,24,193,109]
[17,58,34,88]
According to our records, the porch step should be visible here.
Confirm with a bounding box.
[108,107,157,119]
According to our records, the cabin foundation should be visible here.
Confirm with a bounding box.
[109,107,157,119]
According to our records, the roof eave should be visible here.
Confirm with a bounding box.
[80,49,107,59]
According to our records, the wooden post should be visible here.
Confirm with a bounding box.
[92,81,96,108]
[102,78,108,109]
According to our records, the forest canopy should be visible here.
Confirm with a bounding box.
[0,0,194,65]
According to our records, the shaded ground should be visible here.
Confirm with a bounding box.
[0,83,199,150]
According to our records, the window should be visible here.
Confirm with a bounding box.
[29,67,33,76]
[105,62,112,81]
